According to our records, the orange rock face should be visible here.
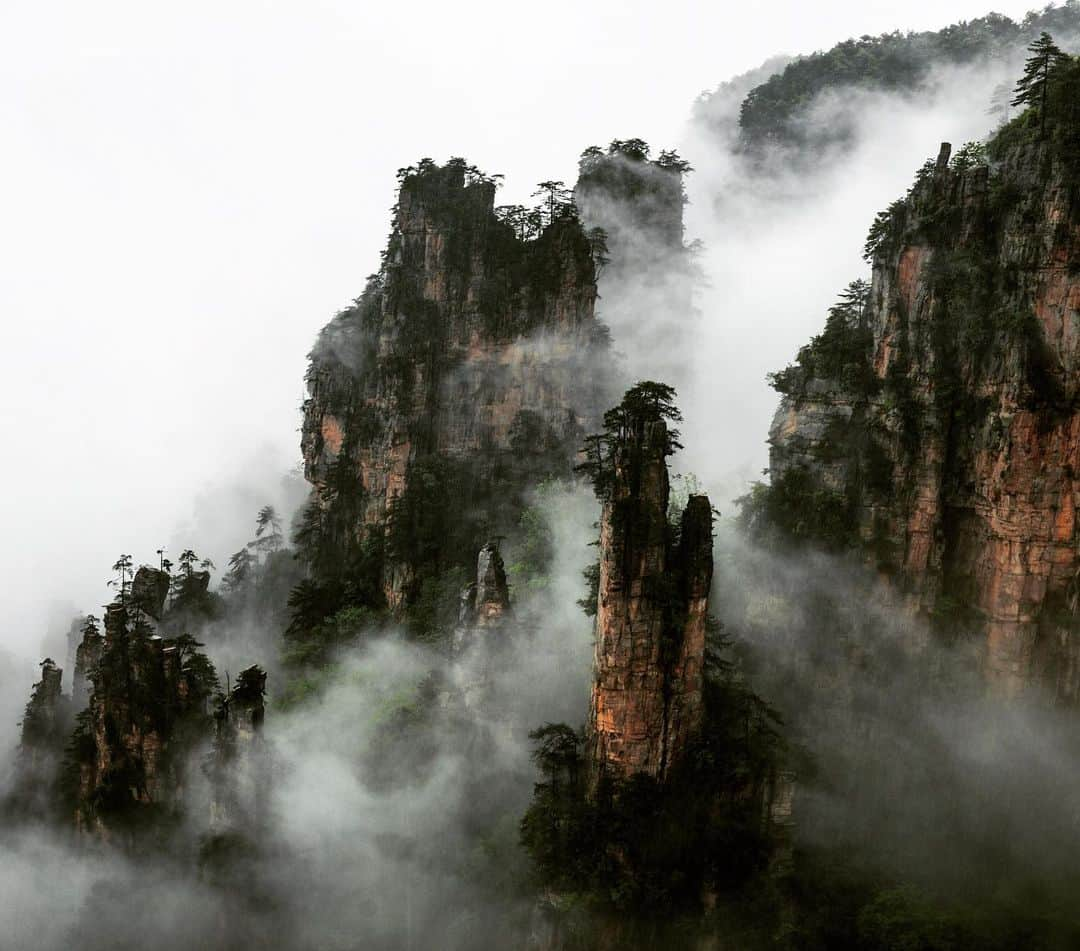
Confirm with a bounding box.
[769,141,1080,701]
[587,417,713,787]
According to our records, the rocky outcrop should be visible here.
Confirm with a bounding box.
[72,602,218,839]
[8,659,70,818]
[300,159,610,610]
[766,135,1080,700]
[586,410,713,788]
[452,542,510,652]
[450,542,511,710]
[130,565,171,620]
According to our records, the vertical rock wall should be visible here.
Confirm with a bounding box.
[768,137,1080,700]
[587,415,713,788]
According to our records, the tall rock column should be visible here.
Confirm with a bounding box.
[586,407,713,789]
[7,659,70,818]
[73,602,219,840]
[451,542,511,711]
[299,158,609,614]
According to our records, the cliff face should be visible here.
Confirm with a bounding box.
[300,159,609,610]
[587,412,713,787]
[767,136,1080,700]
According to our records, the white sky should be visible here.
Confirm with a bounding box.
[0,0,1046,657]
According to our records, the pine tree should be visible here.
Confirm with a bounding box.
[222,548,256,593]
[108,555,134,604]
[531,181,574,228]
[252,505,284,558]
[1011,32,1068,137]
[576,382,684,497]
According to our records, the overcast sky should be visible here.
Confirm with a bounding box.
[0,0,1046,658]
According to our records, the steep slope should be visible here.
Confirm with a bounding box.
[756,67,1080,699]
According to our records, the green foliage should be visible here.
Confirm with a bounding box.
[577,139,693,219]
[167,548,218,619]
[769,280,875,397]
[63,601,220,833]
[1011,31,1069,135]
[222,547,255,593]
[252,505,283,555]
[108,554,134,603]
[729,10,1079,154]
[577,560,600,617]
[521,630,785,921]
[505,480,563,594]
[586,226,610,274]
[531,180,576,229]
[408,566,469,645]
[283,582,383,669]
[737,467,857,552]
[577,381,684,498]
[361,672,444,791]
[863,200,906,262]
[949,141,987,172]
[989,51,1080,174]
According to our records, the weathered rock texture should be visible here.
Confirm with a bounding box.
[453,542,511,650]
[450,542,511,710]
[72,602,218,839]
[768,137,1080,700]
[300,159,610,610]
[130,565,172,620]
[587,416,713,787]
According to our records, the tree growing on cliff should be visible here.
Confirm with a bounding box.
[607,137,651,161]
[108,554,134,604]
[949,140,987,171]
[222,548,256,593]
[252,505,284,558]
[656,149,693,173]
[531,180,574,228]
[576,381,684,498]
[168,548,217,617]
[1012,31,1068,136]
[586,226,610,274]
